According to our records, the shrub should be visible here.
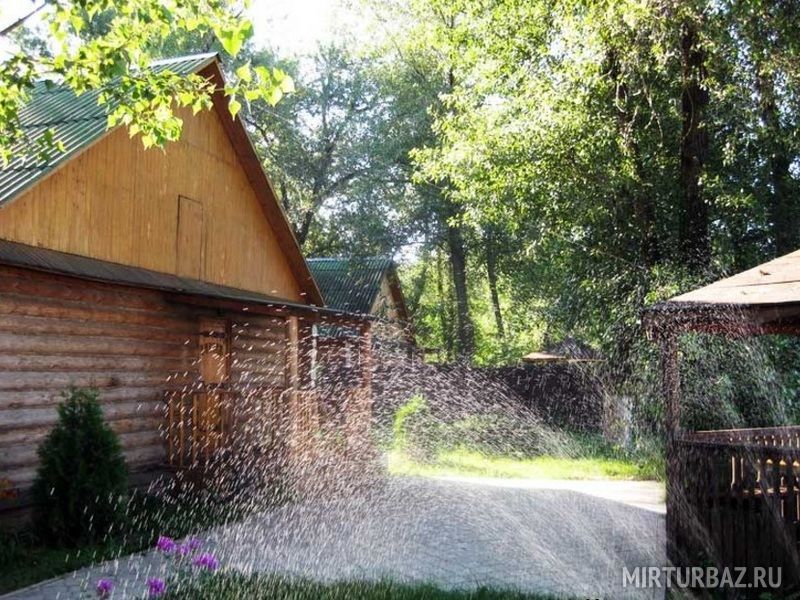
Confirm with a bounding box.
[32,388,128,545]
[438,412,554,457]
[393,395,438,462]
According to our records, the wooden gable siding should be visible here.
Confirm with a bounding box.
[0,106,303,302]
[0,265,201,492]
[371,275,401,320]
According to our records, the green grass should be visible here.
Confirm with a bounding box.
[387,396,665,483]
[388,448,654,481]
[0,492,255,595]
[387,431,665,482]
[165,573,567,599]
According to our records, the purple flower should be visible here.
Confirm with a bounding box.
[156,536,177,554]
[192,552,219,570]
[95,578,114,598]
[176,536,202,556]
[185,537,202,551]
[147,578,166,598]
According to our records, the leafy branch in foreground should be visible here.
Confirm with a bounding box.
[0,0,294,164]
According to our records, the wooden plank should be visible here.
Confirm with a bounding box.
[176,196,205,279]
[0,354,187,373]
[0,386,173,409]
[0,430,163,470]
[0,333,191,357]
[0,295,197,333]
[0,268,191,312]
[0,313,194,342]
[0,400,166,430]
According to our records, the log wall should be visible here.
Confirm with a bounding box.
[0,265,201,496]
[230,315,288,455]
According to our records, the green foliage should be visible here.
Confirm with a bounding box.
[361,0,800,428]
[243,43,431,254]
[32,388,127,546]
[390,395,665,480]
[164,573,560,599]
[389,448,654,482]
[1,0,293,163]
[392,395,438,462]
[436,413,552,457]
[390,433,665,482]
[0,530,24,569]
[678,335,800,431]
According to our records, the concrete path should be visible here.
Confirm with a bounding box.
[429,476,666,514]
[1,477,666,600]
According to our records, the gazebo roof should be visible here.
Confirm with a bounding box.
[521,352,602,364]
[521,337,603,364]
[670,249,800,306]
[645,249,800,335]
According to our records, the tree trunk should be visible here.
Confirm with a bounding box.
[605,49,660,267]
[756,64,795,255]
[407,255,429,316]
[679,20,710,271]
[445,202,475,359]
[296,208,315,247]
[484,228,505,338]
[436,247,453,361]
[279,180,291,214]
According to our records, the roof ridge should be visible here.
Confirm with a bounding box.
[29,53,219,88]
[149,52,219,67]
[307,256,394,262]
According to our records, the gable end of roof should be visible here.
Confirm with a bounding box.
[0,53,323,306]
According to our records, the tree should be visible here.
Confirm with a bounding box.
[369,0,479,358]
[241,43,433,256]
[678,8,710,270]
[33,388,128,545]
[244,45,382,247]
[376,0,800,392]
[0,0,293,164]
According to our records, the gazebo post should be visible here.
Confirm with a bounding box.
[360,322,373,401]
[345,322,374,462]
[660,331,681,439]
[659,329,681,566]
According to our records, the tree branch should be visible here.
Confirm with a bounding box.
[1,2,46,38]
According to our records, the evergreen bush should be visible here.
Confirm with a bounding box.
[32,388,128,545]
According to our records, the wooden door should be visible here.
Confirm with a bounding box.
[176,196,204,279]
[197,318,230,462]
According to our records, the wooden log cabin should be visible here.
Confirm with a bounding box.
[307,257,416,366]
[0,53,374,520]
[645,250,800,592]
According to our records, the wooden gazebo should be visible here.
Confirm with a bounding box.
[645,250,800,589]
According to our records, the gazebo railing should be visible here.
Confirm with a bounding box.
[682,426,800,447]
[675,426,800,586]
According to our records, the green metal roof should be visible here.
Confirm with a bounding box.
[307,256,395,315]
[0,53,218,207]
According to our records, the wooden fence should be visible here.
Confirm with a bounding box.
[675,426,800,589]
[165,384,375,481]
